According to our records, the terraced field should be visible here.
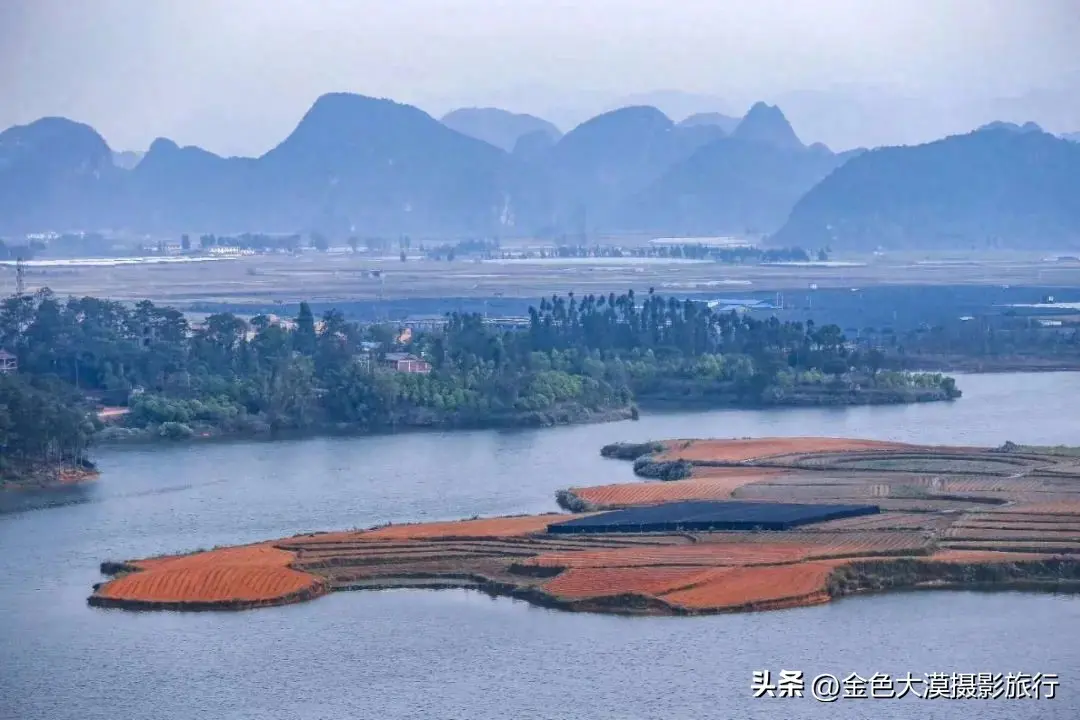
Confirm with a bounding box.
[90,436,1080,615]
[89,543,329,610]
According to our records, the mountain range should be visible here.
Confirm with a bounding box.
[2,92,1079,248]
[773,127,1080,249]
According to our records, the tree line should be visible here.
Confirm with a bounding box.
[0,288,958,477]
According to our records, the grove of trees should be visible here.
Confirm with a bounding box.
[0,288,959,479]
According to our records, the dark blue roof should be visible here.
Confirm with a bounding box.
[548,501,879,533]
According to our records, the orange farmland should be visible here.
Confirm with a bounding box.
[90,437,1080,614]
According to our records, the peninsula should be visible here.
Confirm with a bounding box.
[2,289,958,487]
[90,437,1080,615]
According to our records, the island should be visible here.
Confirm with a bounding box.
[89,437,1080,614]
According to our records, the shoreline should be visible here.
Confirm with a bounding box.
[90,384,959,450]
[89,558,1080,616]
[903,358,1080,374]
[1,466,100,492]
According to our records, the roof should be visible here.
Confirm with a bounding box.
[384,352,423,362]
[547,500,880,534]
[0,349,15,360]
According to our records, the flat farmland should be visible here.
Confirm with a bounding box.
[11,250,1080,308]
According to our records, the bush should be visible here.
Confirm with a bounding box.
[600,441,662,460]
[632,458,693,481]
[158,422,194,440]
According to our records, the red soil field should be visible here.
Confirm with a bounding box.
[94,542,327,608]
[357,514,578,540]
[943,527,1080,541]
[542,566,714,599]
[692,531,930,555]
[654,437,913,463]
[571,471,777,508]
[808,512,955,532]
[97,565,322,604]
[132,543,295,571]
[661,563,836,611]
[733,483,886,501]
[528,544,812,569]
[939,478,1052,493]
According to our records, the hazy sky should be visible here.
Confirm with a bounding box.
[2,0,1078,155]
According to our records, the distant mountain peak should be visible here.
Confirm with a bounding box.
[731,102,803,150]
[147,137,180,154]
[977,120,1045,135]
[0,116,112,154]
[677,112,740,135]
[565,105,673,137]
[440,107,561,152]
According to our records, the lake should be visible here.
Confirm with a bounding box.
[1,372,1078,719]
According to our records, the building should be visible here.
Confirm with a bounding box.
[0,349,16,374]
[382,352,432,374]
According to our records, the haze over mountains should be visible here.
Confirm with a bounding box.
[2,91,1079,249]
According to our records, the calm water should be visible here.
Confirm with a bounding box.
[2,372,1079,720]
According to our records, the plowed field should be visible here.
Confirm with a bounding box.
[97,565,322,604]
[359,514,578,539]
[943,527,1080,541]
[655,438,913,463]
[692,531,930,555]
[661,563,836,610]
[542,566,714,599]
[808,512,954,531]
[571,476,772,509]
[93,542,327,608]
[527,544,811,569]
[132,543,294,571]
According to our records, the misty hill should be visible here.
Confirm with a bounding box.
[546,106,725,227]
[773,128,1080,249]
[126,137,258,232]
[0,117,122,232]
[512,128,558,157]
[730,102,804,150]
[440,107,562,152]
[618,103,841,235]
[678,112,741,134]
[623,137,850,236]
[254,93,551,235]
[0,94,549,236]
[0,96,832,239]
[1063,132,1080,143]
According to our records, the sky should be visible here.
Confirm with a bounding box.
[2,0,1078,155]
